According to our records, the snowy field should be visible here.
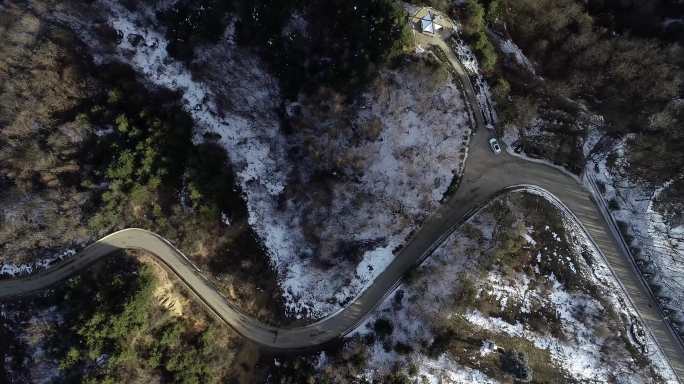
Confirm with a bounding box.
[337,192,678,383]
[50,1,472,319]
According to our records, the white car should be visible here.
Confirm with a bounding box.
[488,137,502,154]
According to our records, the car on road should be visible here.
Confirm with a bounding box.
[488,137,502,154]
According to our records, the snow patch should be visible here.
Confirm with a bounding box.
[1,249,76,277]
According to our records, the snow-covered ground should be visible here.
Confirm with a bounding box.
[0,249,75,277]
[489,32,537,76]
[54,1,471,319]
[338,192,677,383]
[276,63,471,316]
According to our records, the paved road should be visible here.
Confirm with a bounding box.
[1,27,682,380]
[413,31,684,378]
[414,31,684,378]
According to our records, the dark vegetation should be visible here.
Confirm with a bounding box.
[0,8,95,265]
[158,0,233,61]
[1,3,282,319]
[260,332,414,383]
[487,0,681,183]
[1,255,242,383]
[585,0,684,43]
[501,0,680,125]
[235,0,411,98]
[78,63,241,236]
[625,100,684,182]
[414,0,682,181]
[256,341,372,383]
[71,63,283,322]
[372,318,394,338]
[0,314,28,383]
[157,0,411,98]
[500,350,531,382]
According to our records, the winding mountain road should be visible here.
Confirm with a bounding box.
[1,25,683,380]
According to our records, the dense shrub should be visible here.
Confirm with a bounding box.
[158,0,233,61]
[497,0,682,184]
[585,0,684,42]
[500,349,531,381]
[236,0,412,98]
[427,327,455,357]
[159,0,412,96]
[458,0,498,72]
[47,256,234,383]
[461,0,485,35]
[394,341,414,354]
[74,63,244,241]
[626,100,684,183]
[373,318,394,338]
[503,0,679,123]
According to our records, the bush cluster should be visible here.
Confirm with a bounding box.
[48,256,233,383]
[74,64,242,241]
[235,0,412,98]
[158,0,233,61]
[490,0,681,183]
[157,0,412,98]
[459,0,499,72]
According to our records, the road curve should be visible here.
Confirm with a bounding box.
[2,26,683,380]
[0,185,550,349]
[414,30,684,379]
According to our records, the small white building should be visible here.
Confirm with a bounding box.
[419,11,442,34]
[406,6,454,35]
